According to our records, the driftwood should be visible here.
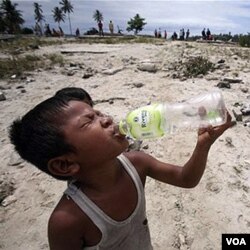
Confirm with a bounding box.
[61,50,108,54]
[0,34,15,41]
[196,39,237,45]
[94,97,126,104]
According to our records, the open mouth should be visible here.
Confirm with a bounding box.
[113,124,126,139]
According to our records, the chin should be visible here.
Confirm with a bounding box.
[118,141,130,154]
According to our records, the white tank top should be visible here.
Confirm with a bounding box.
[64,154,153,250]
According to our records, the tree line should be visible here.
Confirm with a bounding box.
[0,0,147,35]
[1,0,249,47]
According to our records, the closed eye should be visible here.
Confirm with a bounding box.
[80,120,91,128]
[78,114,94,128]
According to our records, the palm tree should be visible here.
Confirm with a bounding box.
[93,10,103,34]
[0,0,24,34]
[93,10,103,23]
[52,6,65,29]
[93,9,103,23]
[60,0,73,35]
[33,2,45,35]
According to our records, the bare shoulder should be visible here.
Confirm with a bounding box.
[48,195,84,232]
[123,151,156,185]
[125,150,159,166]
[48,195,88,249]
[124,150,154,166]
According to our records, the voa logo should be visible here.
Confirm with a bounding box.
[226,237,246,246]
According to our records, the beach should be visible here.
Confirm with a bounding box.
[0,38,249,250]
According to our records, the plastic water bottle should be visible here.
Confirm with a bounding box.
[119,90,227,139]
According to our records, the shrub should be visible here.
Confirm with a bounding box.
[0,53,64,79]
[239,34,250,47]
[21,27,34,35]
[183,57,214,77]
[44,53,65,66]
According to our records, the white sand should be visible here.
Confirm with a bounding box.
[0,39,249,250]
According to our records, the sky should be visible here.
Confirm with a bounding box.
[13,0,250,36]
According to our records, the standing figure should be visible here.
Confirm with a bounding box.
[164,30,167,40]
[154,29,157,38]
[206,28,211,40]
[117,26,123,34]
[109,20,114,35]
[75,28,80,37]
[202,28,206,39]
[172,31,178,40]
[98,21,104,36]
[45,24,52,36]
[179,29,185,41]
[182,29,185,40]
[35,22,42,36]
[186,29,190,40]
[158,28,162,38]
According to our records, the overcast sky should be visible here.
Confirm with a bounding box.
[14,0,250,36]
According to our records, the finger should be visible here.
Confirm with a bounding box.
[226,110,232,122]
[224,113,236,129]
[230,121,237,127]
[213,119,236,134]
[198,127,206,135]
[198,125,212,135]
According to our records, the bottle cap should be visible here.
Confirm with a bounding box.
[119,119,128,136]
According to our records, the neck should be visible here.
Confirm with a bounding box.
[77,157,123,194]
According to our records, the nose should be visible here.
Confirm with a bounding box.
[100,115,113,128]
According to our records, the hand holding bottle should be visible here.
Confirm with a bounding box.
[197,110,236,149]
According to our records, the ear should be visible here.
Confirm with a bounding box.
[48,156,80,178]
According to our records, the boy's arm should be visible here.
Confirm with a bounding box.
[48,210,84,250]
[128,111,235,188]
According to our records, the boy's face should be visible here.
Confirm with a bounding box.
[61,100,129,167]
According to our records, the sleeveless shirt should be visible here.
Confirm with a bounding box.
[64,154,153,250]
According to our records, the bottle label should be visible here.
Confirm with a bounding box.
[126,104,164,139]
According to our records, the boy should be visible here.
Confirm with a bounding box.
[9,89,234,250]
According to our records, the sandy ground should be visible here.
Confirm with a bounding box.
[0,38,250,250]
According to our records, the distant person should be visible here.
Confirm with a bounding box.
[206,28,211,40]
[158,28,161,38]
[98,20,104,36]
[117,25,123,34]
[164,30,167,40]
[75,28,80,37]
[186,29,190,40]
[109,20,114,34]
[45,24,52,37]
[202,28,206,40]
[180,28,185,41]
[34,22,42,36]
[172,31,178,40]
[154,29,157,38]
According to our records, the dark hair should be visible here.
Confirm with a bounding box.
[55,87,94,107]
[9,95,84,181]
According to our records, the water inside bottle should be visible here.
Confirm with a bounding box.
[166,91,227,133]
